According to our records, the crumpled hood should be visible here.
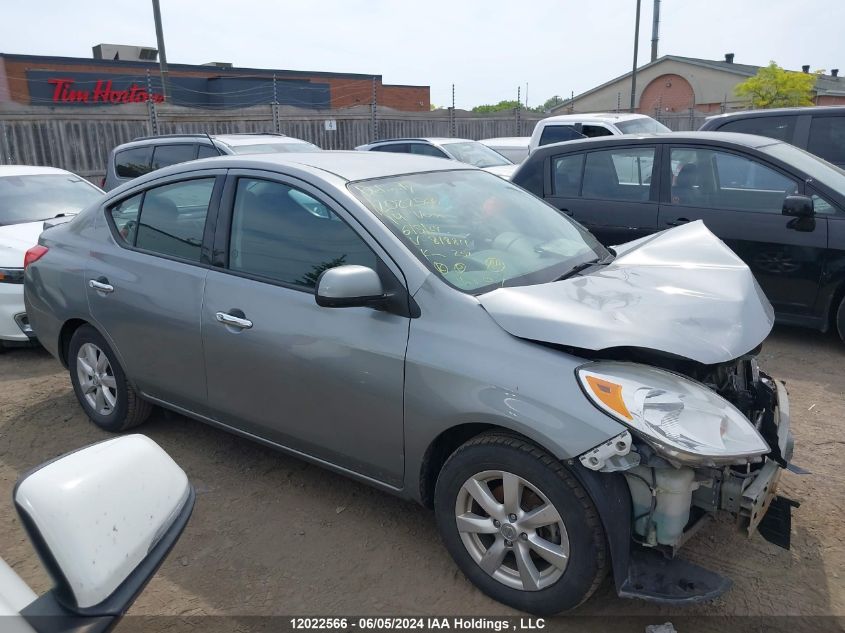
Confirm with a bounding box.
[0,221,44,268]
[482,164,518,180]
[478,221,774,364]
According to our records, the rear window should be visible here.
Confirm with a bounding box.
[151,144,198,170]
[0,174,103,226]
[718,116,797,142]
[808,116,845,165]
[115,146,153,178]
[538,125,584,147]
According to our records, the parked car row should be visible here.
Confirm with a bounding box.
[5,105,842,616]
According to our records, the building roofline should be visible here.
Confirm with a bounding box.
[0,52,387,82]
[550,55,840,112]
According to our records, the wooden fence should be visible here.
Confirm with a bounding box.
[0,103,543,180]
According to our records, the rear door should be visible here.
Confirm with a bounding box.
[658,145,827,316]
[200,172,410,485]
[544,144,660,246]
[89,172,225,412]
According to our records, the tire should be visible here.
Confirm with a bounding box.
[836,295,845,343]
[434,433,607,615]
[68,325,151,432]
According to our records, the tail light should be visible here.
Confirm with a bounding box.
[24,245,49,269]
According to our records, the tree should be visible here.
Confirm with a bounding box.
[540,95,564,111]
[471,99,521,113]
[734,62,821,108]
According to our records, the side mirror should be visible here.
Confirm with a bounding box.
[782,195,814,218]
[315,265,386,308]
[15,435,194,629]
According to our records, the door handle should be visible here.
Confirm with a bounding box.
[665,217,690,227]
[215,311,253,329]
[88,279,114,294]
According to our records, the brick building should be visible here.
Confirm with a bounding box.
[0,51,430,111]
[553,54,845,116]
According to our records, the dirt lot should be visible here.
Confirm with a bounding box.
[1,325,844,631]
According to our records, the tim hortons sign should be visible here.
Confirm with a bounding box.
[47,78,165,104]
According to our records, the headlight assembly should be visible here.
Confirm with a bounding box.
[577,361,769,466]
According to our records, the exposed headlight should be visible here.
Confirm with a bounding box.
[577,361,769,465]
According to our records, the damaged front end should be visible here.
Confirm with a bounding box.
[574,352,798,604]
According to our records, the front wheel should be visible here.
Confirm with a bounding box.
[68,325,152,432]
[434,434,607,615]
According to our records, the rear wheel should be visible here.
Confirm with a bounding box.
[836,295,845,343]
[68,325,151,432]
[434,433,607,615]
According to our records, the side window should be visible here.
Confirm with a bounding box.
[371,144,410,154]
[228,178,378,289]
[582,147,655,201]
[538,125,582,147]
[135,178,216,261]
[581,125,614,138]
[151,144,199,170]
[197,144,220,159]
[810,190,840,215]
[719,116,796,142]
[552,154,584,197]
[410,143,448,158]
[114,147,152,178]
[808,116,845,165]
[670,147,797,212]
[109,193,143,244]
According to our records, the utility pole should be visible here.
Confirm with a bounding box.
[630,0,642,111]
[272,73,280,134]
[146,69,158,135]
[650,0,660,62]
[151,0,169,102]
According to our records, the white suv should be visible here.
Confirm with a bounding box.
[528,113,670,153]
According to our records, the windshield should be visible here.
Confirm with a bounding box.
[0,174,103,226]
[761,142,845,192]
[442,142,513,168]
[616,118,671,134]
[229,142,321,154]
[349,170,605,293]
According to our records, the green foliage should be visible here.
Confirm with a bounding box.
[734,62,821,108]
[471,100,522,113]
[540,95,564,111]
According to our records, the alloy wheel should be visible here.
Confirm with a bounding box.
[454,470,570,591]
[76,342,118,416]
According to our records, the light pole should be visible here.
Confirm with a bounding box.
[151,0,169,102]
[630,0,642,112]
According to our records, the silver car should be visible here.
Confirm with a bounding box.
[25,152,795,614]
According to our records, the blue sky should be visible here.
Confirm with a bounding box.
[2,0,843,109]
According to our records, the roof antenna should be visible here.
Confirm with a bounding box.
[204,132,222,155]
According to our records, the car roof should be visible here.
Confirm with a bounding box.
[527,131,784,157]
[704,105,845,123]
[213,134,314,146]
[538,112,651,124]
[124,150,477,186]
[364,137,474,146]
[0,165,77,177]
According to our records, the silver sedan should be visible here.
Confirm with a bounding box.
[25,151,794,614]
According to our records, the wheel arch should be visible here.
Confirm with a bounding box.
[57,318,90,369]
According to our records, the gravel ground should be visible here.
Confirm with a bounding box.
[0,325,843,631]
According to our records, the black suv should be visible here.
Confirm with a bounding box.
[699,106,845,168]
[511,132,845,341]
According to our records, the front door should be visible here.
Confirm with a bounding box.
[544,145,660,246]
[88,175,223,412]
[201,174,409,485]
[658,146,827,317]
